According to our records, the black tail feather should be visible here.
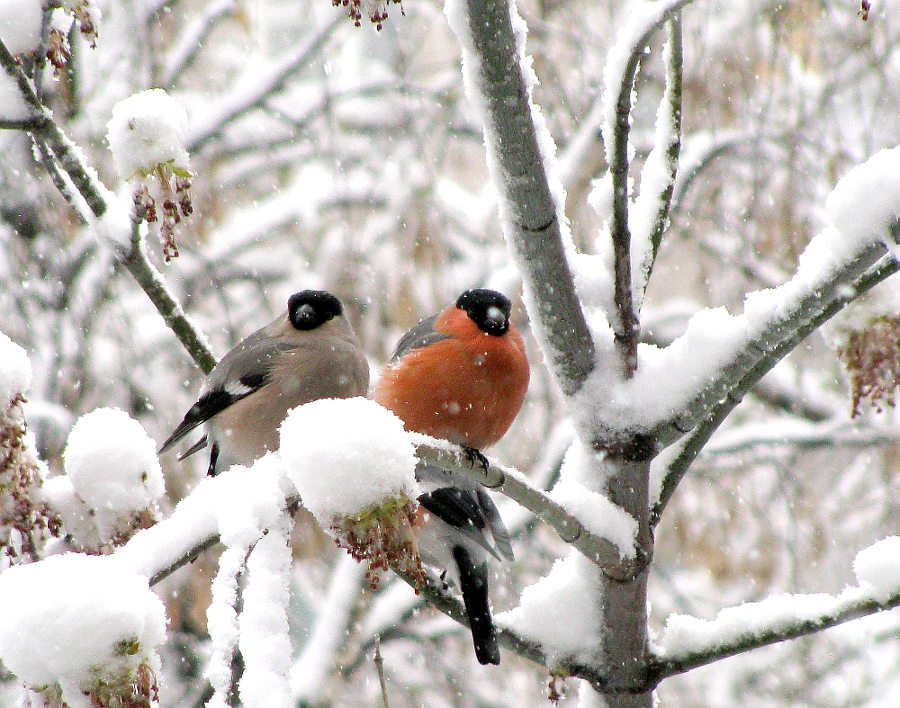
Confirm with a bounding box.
[453,545,500,665]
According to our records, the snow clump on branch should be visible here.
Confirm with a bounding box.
[53,407,165,551]
[280,397,423,589]
[106,88,193,261]
[0,553,166,706]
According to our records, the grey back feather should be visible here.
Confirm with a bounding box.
[390,314,450,362]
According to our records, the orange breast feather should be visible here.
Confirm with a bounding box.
[375,308,529,449]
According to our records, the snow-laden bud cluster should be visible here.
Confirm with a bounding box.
[48,407,165,552]
[0,553,165,706]
[0,1,99,77]
[822,281,900,417]
[0,331,60,567]
[106,88,193,262]
[280,397,423,589]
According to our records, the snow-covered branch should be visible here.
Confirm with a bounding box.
[631,12,682,298]
[0,37,105,218]
[0,37,216,373]
[651,246,900,525]
[123,206,217,374]
[601,0,693,375]
[161,0,237,88]
[445,0,595,396]
[650,537,900,683]
[413,436,646,575]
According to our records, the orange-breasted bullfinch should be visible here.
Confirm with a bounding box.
[373,288,530,665]
[160,290,370,475]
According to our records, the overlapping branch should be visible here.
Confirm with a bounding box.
[449,0,595,396]
[651,242,900,526]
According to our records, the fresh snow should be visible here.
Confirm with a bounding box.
[826,145,900,259]
[0,0,42,57]
[499,551,603,665]
[205,544,247,707]
[238,519,293,707]
[0,553,166,691]
[575,144,900,433]
[280,397,419,522]
[106,88,191,180]
[63,407,165,519]
[658,536,900,659]
[551,440,638,559]
[853,536,900,603]
[116,453,288,579]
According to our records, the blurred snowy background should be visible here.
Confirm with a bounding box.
[1,0,899,705]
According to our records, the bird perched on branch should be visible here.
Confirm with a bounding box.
[160,290,369,476]
[374,288,530,665]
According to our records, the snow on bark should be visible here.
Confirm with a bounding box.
[575,145,900,435]
[657,536,900,664]
[853,536,900,603]
[499,551,603,666]
[550,440,638,559]
[238,518,293,707]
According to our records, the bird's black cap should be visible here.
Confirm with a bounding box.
[456,289,512,336]
[288,290,343,331]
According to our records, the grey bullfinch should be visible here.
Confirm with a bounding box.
[160,289,370,475]
[374,288,530,665]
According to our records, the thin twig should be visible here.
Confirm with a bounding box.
[125,203,217,373]
[374,636,390,708]
[646,13,683,273]
[186,13,342,152]
[604,0,694,377]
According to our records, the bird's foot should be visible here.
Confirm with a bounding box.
[462,446,489,471]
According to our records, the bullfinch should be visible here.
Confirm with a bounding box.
[374,288,530,665]
[160,290,370,475]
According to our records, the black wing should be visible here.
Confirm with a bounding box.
[159,332,297,455]
[418,487,502,562]
[158,379,259,455]
[476,488,515,561]
[391,313,450,362]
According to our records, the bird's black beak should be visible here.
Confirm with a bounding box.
[295,303,316,325]
[483,305,509,335]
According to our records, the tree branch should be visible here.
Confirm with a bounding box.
[649,586,900,683]
[413,436,647,576]
[650,250,900,526]
[1,36,216,373]
[447,0,595,396]
[185,13,342,153]
[602,0,693,377]
[124,203,216,373]
[643,13,682,279]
